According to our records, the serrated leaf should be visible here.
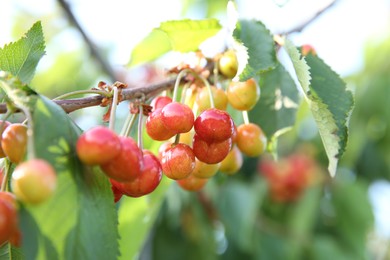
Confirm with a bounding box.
[284,39,354,176]
[10,94,119,259]
[233,20,277,81]
[0,21,45,83]
[129,19,221,66]
[252,64,299,138]
[0,243,24,260]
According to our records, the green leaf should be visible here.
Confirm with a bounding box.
[16,95,119,259]
[0,21,45,83]
[284,39,354,176]
[0,243,24,260]
[252,64,299,138]
[118,178,172,259]
[129,19,221,66]
[233,20,277,81]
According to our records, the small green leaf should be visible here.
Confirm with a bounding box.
[129,19,221,66]
[0,243,24,260]
[0,21,45,83]
[284,39,354,176]
[233,20,277,81]
[252,64,299,138]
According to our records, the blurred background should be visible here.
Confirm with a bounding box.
[1,0,390,259]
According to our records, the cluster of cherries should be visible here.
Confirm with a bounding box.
[0,121,57,246]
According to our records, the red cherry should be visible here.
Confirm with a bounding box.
[0,120,11,158]
[76,126,121,165]
[151,96,172,110]
[1,123,28,164]
[117,150,162,197]
[161,102,194,134]
[192,134,232,164]
[109,179,123,203]
[101,137,142,182]
[146,108,176,141]
[194,108,234,143]
[161,143,195,180]
[0,199,18,245]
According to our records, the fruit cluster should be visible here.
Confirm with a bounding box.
[259,153,320,202]
[76,126,162,201]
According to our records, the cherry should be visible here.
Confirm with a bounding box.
[191,159,220,179]
[161,143,195,180]
[146,108,176,141]
[236,123,267,157]
[161,102,194,134]
[76,126,121,165]
[0,120,11,158]
[177,173,208,191]
[301,44,317,56]
[218,50,238,79]
[219,145,243,175]
[158,142,172,161]
[101,136,142,182]
[195,86,228,112]
[1,123,28,164]
[192,134,232,164]
[115,150,162,197]
[151,96,172,110]
[8,228,21,247]
[227,78,260,111]
[0,198,18,246]
[0,191,17,208]
[11,159,57,204]
[194,108,234,143]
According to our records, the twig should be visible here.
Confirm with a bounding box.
[57,0,117,81]
[0,78,176,114]
[276,0,338,35]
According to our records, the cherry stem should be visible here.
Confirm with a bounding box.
[202,77,215,109]
[137,105,144,152]
[172,69,189,103]
[242,110,250,125]
[174,133,180,145]
[108,87,119,131]
[180,84,189,104]
[53,89,111,100]
[121,113,138,137]
[0,160,12,192]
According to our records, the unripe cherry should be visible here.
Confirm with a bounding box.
[177,173,208,191]
[11,159,57,204]
[227,78,260,111]
[219,145,243,175]
[196,86,228,112]
[0,120,11,158]
[1,123,28,164]
[76,126,121,165]
[218,50,238,79]
[236,123,267,157]
[191,159,220,179]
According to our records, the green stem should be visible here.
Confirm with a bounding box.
[108,87,119,131]
[174,134,181,145]
[172,69,190,103]
[22,108,36,160]
[122,113,138,137]
[242,110,250,125]
[180,84,189,104]
[203,78,215,109]
[0,160,12,192]
[53,89,111,100]
[137,106,144,152]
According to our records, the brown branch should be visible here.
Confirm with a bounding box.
[0,78,177,114]
[57,0,117,81]
[277,0,339,35]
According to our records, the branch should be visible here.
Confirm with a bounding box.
[0,78,176,114]
[277,0,338,35]
[57,0,117,81]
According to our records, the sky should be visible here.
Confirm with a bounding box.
[2,0,390,238]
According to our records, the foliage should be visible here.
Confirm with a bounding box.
[0,3,378,260]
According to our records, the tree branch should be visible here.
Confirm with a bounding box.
[0,78,176,114]
[57,0,117,81]
[276,0,338,35]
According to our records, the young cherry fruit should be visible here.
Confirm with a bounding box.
[219,145,243,175]
[191,159,220,179]
[101,136,142,182]
[1,123,28,164]
[0,120,11,158]
[218,50,238,79]
[76,126,121,165]
[146,108,176,141]
[151,96,172,110]
[192,134,232,164]
[11,159,57,204]
[161,102,194,134]
[114,150,162,198]
[236,123,267,157]
[177,172,208,192]
[161,143,195,180]
[195,86,228,112]
[194,108,234,143]
[227,78,260,111]
[0,197,18,246]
